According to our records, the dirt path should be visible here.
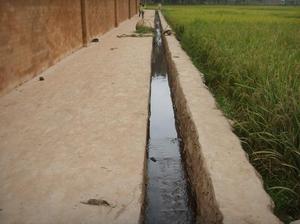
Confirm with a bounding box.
[0,11,154,224]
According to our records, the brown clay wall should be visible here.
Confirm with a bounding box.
[0,0,138,95]
[0,0,83,95]
[117,0,129,23]
[129,0,137,17]
[85,0,115,41]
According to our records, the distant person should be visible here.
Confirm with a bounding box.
[139,3,145,19]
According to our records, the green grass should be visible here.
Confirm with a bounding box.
[145,4,158,10]
[162,5,300,222]
[135,25,154,34]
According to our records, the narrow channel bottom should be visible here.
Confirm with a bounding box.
[146,138,195,224]
[144,11,196,224]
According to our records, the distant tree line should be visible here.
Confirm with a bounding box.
[144,0,300,5]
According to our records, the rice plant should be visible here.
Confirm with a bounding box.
[163,5,300,222]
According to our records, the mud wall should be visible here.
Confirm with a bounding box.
[0,0,83,95]
[130,0,137,17]
[0,0,138,95]
[85,0,115,41]
[117,0,129,22]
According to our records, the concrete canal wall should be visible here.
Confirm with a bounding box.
[159,11,282,224]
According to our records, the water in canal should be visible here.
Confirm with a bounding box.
[144,12,197,224]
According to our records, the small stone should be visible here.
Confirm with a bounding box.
[91,38,99,43]
[163,29,172,36]
[81,199,111,207]
[39,76,44,81]
[150,157,157,162]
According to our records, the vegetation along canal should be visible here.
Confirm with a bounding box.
[144,12,197,224]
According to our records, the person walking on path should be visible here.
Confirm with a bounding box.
[139,3,145,19]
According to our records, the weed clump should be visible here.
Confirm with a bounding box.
[135,20,154,34]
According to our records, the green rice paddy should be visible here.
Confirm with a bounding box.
[162,5,300,222]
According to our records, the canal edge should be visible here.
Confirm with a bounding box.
[159,10,282,224]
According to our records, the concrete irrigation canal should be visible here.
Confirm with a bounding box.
[0,9,284,224]
[144,12,196,224]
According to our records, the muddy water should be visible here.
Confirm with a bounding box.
[144,12,197,224]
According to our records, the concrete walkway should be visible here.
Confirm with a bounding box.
[0,11,154,224]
